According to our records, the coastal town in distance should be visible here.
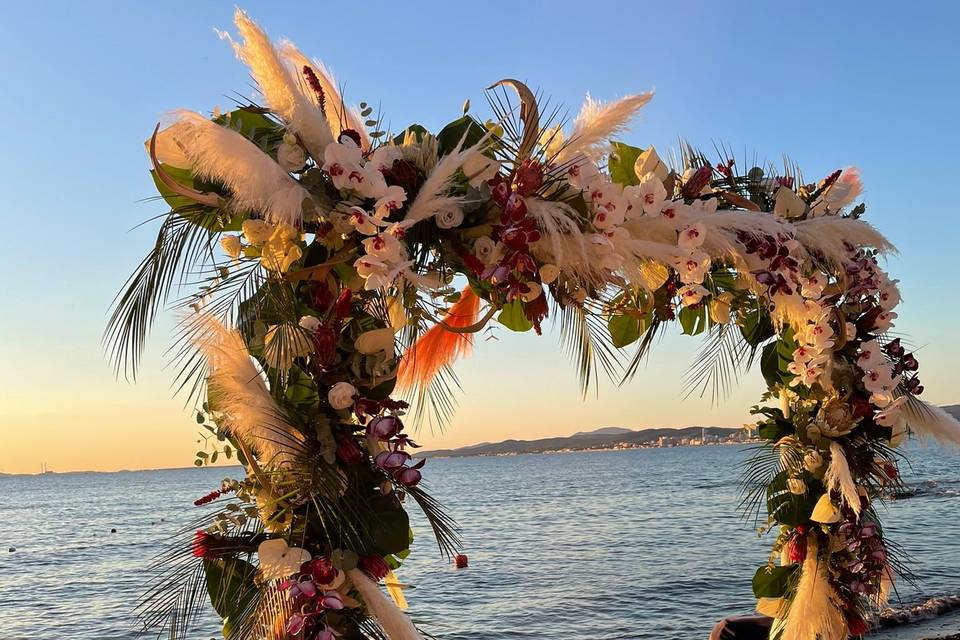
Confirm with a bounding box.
[418,425,760,459]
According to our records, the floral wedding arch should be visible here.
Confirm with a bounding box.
[108,10,960,640]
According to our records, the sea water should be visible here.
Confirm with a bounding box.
[1,444,958,639]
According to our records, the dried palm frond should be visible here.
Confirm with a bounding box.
[405,483,462,558]
[682,322,754,404]
[556,301,622,396]
[104,208,221,379]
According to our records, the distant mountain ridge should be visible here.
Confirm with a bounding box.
[418,426,742,458]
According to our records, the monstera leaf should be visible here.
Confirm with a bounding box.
[203,557,257,622]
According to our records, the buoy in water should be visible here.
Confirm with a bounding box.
[454,554,468,569]
[7,547,14,553]
[110,528,117,533]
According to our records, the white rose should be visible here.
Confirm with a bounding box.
[435,206,465,229]
[220,235,241,260]
[298,315,321,332]
[327,382,357,410]
[277,141,307,172]
[474,236,498,265]
[539,264,560,285]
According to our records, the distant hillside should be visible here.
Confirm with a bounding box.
[572,427,633,437]
[418,426,742,458]
[944,405,960,419]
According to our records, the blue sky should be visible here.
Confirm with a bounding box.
[1,1,958,473]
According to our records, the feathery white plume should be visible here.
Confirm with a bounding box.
[404,132,493,224]
[904,401,960,446]
[232,9,334,161]
[556,92,654,164]
[779,538,847,640]
[825,441,861,517]
[794,217,896,268]
[278,40,370,151]
[160,111,308,225]
[347,569,424,640]
[526,198,589,268]
[192,314,304,469]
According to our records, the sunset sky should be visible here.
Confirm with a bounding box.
[2,1,959,474]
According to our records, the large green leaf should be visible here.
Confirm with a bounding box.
[766,471,818,526]
[752,564,799,598]
[739,307,775,347]
[678,306,709,336]
[498,299,533,332]
[203,557,257,621]
[608,142,643,186]
[607,312,650,348]
[368,497,411,556]
[436,116,487,157]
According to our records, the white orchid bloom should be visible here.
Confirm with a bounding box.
[374,185,407,219]
[322,141,364,191]
[678,222,707,250]
[672,250,712,285]
[347,206,388,236]
[862,364,900,395]
[678,283,710,307]
[635,173,667,216]
[801,273,827,299]
[878,281,901,311]
[857,340,886,371]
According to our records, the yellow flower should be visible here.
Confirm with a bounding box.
[242,219,273,246]
[220,235,242,260]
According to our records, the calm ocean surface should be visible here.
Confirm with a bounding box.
[1,444,959,640]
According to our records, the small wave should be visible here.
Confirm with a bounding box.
[878,594,960,627]
[887,479,960,500]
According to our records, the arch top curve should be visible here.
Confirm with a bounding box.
[110,9,960,640]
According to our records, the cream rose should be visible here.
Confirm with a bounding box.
[435,206,465,229]
[327,381,357,410]
[277,141,307,172]
[220,235,242,260]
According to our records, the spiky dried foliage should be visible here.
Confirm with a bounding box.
[231,9,334,160]
[682,322,754,404]
[556,300,623,395]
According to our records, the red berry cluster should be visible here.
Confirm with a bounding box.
[193,489,223,506]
